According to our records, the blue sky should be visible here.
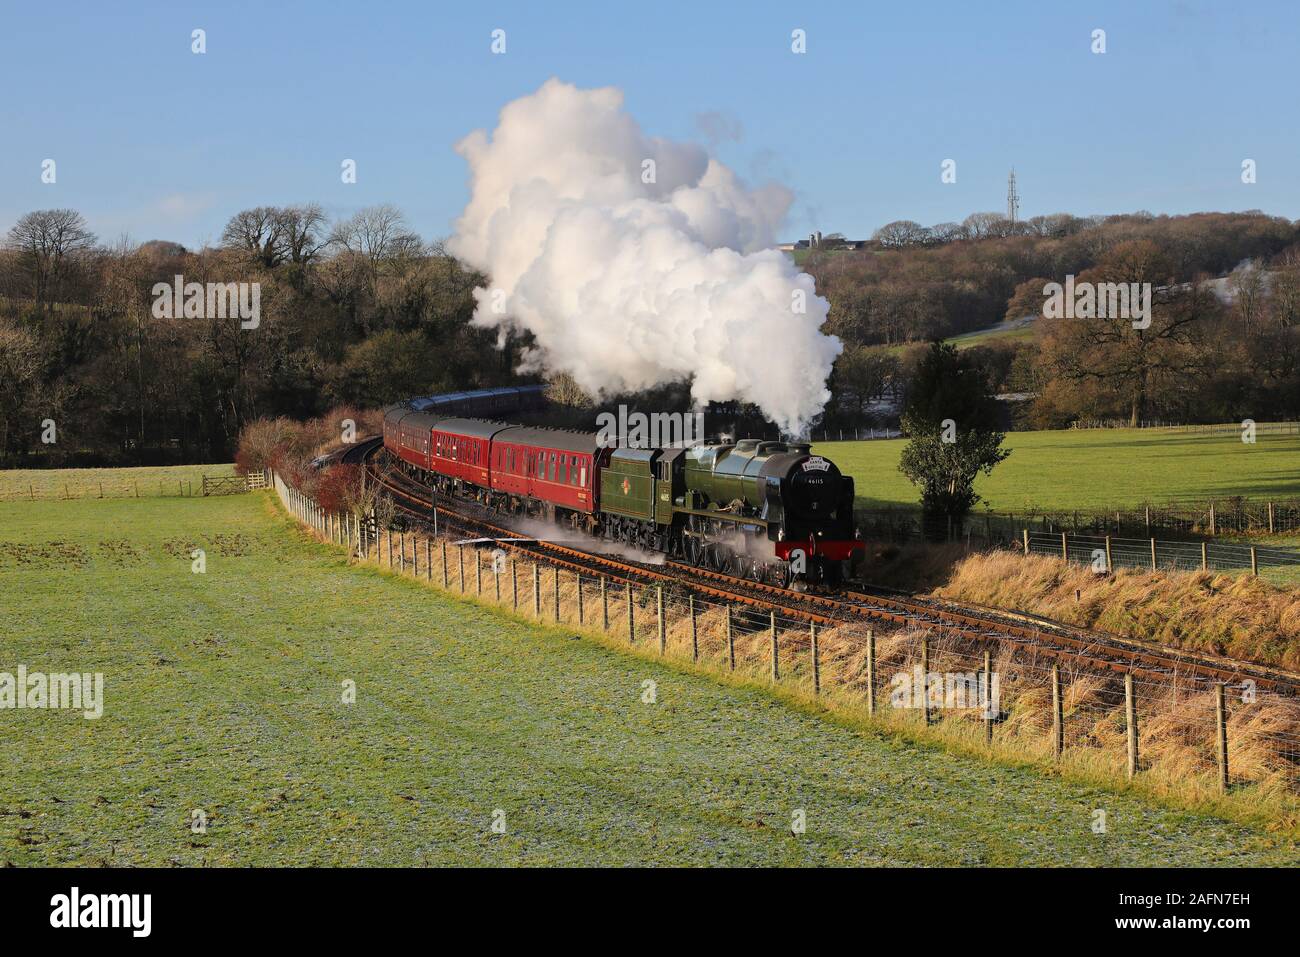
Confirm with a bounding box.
[1,0,1295,248]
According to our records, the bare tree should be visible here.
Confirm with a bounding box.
[873,220,928,248]
[330,204,422,266]
[275,203,329,265]
[4,209,98,307]
[0,317,42,459]
[221,207,285,269]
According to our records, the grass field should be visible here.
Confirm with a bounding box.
[815,428,1300,512]
[2,492,1297,865]
[0,463,236,501]
[945,321,1037,351]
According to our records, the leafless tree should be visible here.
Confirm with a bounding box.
[221,206,285,269]
[275,203,329,265]
[873,220,928,248]
[0,317,42,457]
[4,209,98,307]
[330,204,422,266]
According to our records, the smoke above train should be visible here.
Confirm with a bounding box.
[448,79,842,437]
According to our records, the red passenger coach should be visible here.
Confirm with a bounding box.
[387,409,436,470]
[429,418,506,488]
[491,427,603,514]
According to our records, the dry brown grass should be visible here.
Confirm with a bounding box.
[934,550,1300,669]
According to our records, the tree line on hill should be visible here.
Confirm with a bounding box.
[1,204,1297,467]
[816,210,1300,429]
[0,204,523,466]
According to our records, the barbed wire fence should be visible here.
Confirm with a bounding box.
[273,472,1300,807]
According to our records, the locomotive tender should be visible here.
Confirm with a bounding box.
[382,395,863,586]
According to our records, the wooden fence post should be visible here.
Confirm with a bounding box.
[1216,683,1229,793]
[494,556,500,601]
[1022,529,1029,556]
[770,612,779,682]
[387,530,393,569]
[920,637,930,725]
[1201,541,1208,571]
[810,620,820,695]
[656,587,665,654]
[1125,673,1138,780]
[982,649,993,743]
[458,546,465,592]
[1209,503,1216,535]
[600,577,608,630]
[413,536,419,577]
[476,549,483,594]
[689,595,698,662]
[425,539,431,581]
[627,582,634,641]
[1060,532,1068,561]
[1105,535,1113,574]
[441,542,448,587]
[725,606,735,670]
[1250,546,1258,577]
[1150,538,1157,572]
[866,630,876,716]
[432,506,438,538]
[553,566,560,621]
[511,561,518,609]
[533,564,541,617]
[576,575,583,625]
[1051,664,1064,759]
[1267,501,1275,534]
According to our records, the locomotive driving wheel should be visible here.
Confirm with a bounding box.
[682,518,703,567]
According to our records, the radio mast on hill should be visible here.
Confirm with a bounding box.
[1007,168,1020,224]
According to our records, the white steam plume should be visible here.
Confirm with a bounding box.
[448,79,841,436]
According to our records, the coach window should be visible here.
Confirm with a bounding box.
[547,452,555,481]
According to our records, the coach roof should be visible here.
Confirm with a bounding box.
[430,417,516,441]
[494,425,600,454]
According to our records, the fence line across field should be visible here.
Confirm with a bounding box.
[858,498,1300,543]
[271,471,1300,797]
[0,469,266,501]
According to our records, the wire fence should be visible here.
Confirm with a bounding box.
[856,507,1300,575]
[1069,420,1300,435]
[813,427,901,442]
[0,469,245,501]
[992,498,1300,537]
[1025,530,1300,576]
[273,472,1300,806]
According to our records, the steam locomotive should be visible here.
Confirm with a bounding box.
[382,394,862,587]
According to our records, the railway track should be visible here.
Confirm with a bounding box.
[342,435,1300,698]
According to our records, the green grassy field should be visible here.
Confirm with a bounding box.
[2,492,1296,865]
[815,428,1300,512]
[0,463,236,501]
[945,322,1037,351]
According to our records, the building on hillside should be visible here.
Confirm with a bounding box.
[777,231,870,252]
